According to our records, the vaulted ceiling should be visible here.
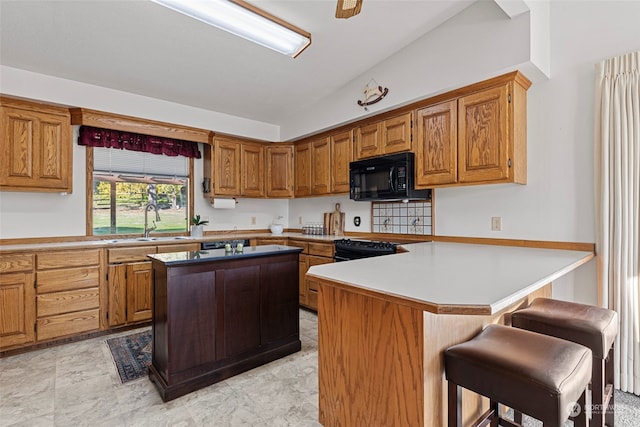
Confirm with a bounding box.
[0,0,476,125]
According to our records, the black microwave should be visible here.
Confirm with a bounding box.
[349,152,432,201]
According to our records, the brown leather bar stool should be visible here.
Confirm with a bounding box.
[445,324,592,427]
[512,298,618,427]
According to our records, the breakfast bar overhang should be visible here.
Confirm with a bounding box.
[306,242,595,427]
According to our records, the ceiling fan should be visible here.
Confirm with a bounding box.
[335,0,363,19]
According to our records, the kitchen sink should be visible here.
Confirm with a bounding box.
[102,236,193,244]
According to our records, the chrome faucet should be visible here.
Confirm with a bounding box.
[144,203,161,238]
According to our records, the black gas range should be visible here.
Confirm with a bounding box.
[333,238,397,262]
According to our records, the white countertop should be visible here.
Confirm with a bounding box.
[307,242,594,315]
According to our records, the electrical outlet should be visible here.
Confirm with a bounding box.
[251,216,256,225]
[491,217,502,231]
[298,216,303,225]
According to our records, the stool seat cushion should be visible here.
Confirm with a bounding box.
[445,324,592,426]
[511,298,618,359]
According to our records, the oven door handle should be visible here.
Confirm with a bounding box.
[333,255,351,262]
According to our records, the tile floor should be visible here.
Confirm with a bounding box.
[0,309,320,427]
[2,309,640,427]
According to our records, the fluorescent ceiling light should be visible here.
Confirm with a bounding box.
[152,0,311,58]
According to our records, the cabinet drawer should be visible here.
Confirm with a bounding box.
[157,243,201,254]
[108,246,156,263]
[37,249,100,269]
[36,266,100,293]
[0,253,34,273]
[37,288,99,317]
[254,238,288,246]
[308,255,334,268]
[308,243,334,257]
[287,240,309,254]
[36,308,100,341]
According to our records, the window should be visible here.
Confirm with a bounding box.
[90,148,193,236]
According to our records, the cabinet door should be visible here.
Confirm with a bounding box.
[266,145,294,198]
[311,137,331,195]
[241,143,264,197]
[214,137,241,196]
[354,122,381,160]
[0,272,35,349]
[222,265,261,357]
[383,112,412,154]
[415,101,458,187]
[0,102,72,192]
[331,130,352,194]
[298,254,309,306]
[260,257,299,345]
[294,142,312,197]
[107,264,127,326]
[458,84,510,183]
[126,261,153,323]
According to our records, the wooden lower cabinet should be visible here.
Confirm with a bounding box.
[35,249,101,341]
[288,239,334,311]
[0,267,35,349]
[253,238,288,246]
[108,262,153,326]
[107,243,199,327]
[107,246,157,327]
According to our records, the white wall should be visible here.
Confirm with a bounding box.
[288,195,371,234]
[0,66,280,141]
[278,0,534,141]
[281,0,640,305]
[2,1,638,304]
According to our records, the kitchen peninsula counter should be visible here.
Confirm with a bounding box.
[307,242,594,427]
[307,241,594,315]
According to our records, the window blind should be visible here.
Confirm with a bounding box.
[93,147,189,177]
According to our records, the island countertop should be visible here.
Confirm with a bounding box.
[147,244,302,266]
[307,241,594,315]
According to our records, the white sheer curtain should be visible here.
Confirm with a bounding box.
[595,51,640,394]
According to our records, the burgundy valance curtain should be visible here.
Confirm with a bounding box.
[78,125,201,159]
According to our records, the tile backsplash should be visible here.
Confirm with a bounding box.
[372,201,432,235]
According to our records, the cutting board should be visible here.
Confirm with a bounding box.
[329,203,345,236]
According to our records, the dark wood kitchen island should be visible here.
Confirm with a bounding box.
[147,245,303,401]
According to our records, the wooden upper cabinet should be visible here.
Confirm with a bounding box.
[213,137,241,196]
[311,137,331,195]
[294,142,312,197]
[0,97,72,193]
[382,112,413,154]
[415,73,529,188]
[354,122,382,159]
[354,112,412,160]
[241,142,264,197]
[458,82,524,184]
[266,145,294,198]
[415,100,458,187]
[330,130,353,194]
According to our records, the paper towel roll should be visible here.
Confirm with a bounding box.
[212,198,236,209]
